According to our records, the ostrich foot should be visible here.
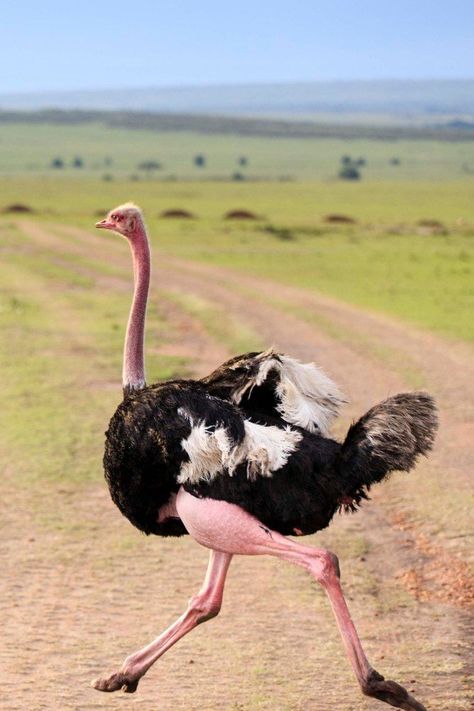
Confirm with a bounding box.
[362,669,426,711]
[92,671,140,694]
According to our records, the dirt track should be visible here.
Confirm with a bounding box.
[1,221,473,710]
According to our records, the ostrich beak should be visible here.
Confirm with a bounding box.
[96,219,114,230]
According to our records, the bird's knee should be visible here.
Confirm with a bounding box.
[326,550,341,579]
[309,549,340,582]
[188,594,221,624]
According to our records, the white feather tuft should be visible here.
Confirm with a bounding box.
[276,355,347,435]
[177,410,301,485]
[178,421,232,484]
[242,421,302,480]
[231,350,346,435]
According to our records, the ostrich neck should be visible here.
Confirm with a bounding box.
[123,226,150,393]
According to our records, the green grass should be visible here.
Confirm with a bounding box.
[177,224,474,342]
[161,290,263,354]
[1,122,474,180]
[1,175,473,222]
[2,177,473,342]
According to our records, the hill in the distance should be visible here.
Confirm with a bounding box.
[1,80,473,123]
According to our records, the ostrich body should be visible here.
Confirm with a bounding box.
[93,204,437,710]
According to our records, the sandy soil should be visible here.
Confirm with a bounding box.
[1,220,472,711]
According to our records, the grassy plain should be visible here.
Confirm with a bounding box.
[1,174,473,708]
[1,121,474,179]
[1,176,473,341]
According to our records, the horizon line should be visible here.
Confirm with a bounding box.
[2,77,474,97]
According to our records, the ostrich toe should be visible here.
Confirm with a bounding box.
[92,671,139,693]
[362,669,426,710]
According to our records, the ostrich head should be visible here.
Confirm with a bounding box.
[96,203,144,239]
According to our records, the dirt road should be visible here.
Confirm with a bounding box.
[1,220,472,710]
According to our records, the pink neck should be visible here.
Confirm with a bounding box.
[123,222,150,393]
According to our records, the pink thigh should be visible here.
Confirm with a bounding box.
[176,488,287,555]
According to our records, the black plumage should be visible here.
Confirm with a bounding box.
[104,380,244,536]
[104,352,438,538]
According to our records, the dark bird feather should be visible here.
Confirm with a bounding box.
[104,352,438,538]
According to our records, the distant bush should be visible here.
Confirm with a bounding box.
[72,156,83,168]
[160,209,195,219]
[102,173,114,182]
[231,171,245,181]
[194,154,206,168]
[138,160,162,174]
[262,224,295,240]
[2,203,35,214]
[338,155,362,180]
[339,164,360,181]
[323,214,357,224]
[238,156,248,166]
[51,157,64,169]
[224,209,258,220]
[390,157,401,166]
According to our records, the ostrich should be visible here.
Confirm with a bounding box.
[93,203,437,710]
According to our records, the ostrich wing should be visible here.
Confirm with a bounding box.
[201,349,346,436]
[176,393,302,485]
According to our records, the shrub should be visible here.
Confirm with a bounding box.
[338,164,360,181]
[338,155,362,180]
[138,160,162,173]
[51,157,64,169]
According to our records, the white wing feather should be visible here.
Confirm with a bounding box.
[232,349,346,435]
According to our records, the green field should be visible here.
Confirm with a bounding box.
[1,121,474,180]
[1,176,473,342]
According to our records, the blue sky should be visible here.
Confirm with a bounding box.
[2,0,473,92]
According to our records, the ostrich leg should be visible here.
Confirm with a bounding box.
[176,489,426,711]
[93,549,232,693]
